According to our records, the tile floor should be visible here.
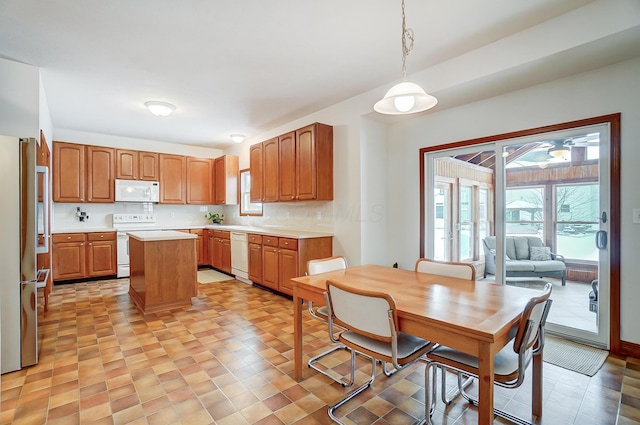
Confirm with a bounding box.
[1,277,639,425]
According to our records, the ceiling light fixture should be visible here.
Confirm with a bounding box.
[145,101,175,117]
[374,0,437,115]
[547,145,570,158]
[230,134,245,144]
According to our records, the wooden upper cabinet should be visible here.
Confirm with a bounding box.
[115,149,138,180]
[214,155,239,205]
[278,132,296,202]
[139,151,159,181]
[116,150,159,181]
[187,157,213,204]
[53,141,85,202]
[249,143,263,203]
[159,154,187,204]
[262,138,279,203]
[86,145,115,203]
[296,123,333,201]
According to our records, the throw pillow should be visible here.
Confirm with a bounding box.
[530,246,552,261]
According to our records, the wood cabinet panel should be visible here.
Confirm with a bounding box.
[187,157,213,204]
[279,248,298,294]
[87,240,116,277]
[190,229,206,266]
[53,232,117,281]
[86,146,115,203]
[159,154,187,204]
[296,123,333,201]
[52,234,86,280]
[278,132,296,202]
[139,152,159,181]
[116,149,138,180]
[248,241,262,283]
[209,230,231,273]
[249,143,263,203]
[261,243,279,291]
[262,138,279,202]
[221,239,231,274]
[53,142,85,202]
[214,155,239,205]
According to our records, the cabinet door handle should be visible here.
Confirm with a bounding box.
[89,243,92,246]
[100,235,104,238]
[67,236,71,240]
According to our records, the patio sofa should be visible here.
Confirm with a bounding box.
[483,236,566,285]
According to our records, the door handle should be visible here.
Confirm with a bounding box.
[595,230,607,250]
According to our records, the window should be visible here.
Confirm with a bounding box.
[555,184,599,261]
[239,169,262,216]
[506,187,544,238]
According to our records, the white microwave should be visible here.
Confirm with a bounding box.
[115,180,160,203]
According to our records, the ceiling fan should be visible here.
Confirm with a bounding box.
[544,134,600,158]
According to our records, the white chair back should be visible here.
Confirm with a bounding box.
[514,282,553,353]
[415,258,476,281]
[307,256,347,275]
[327,282,394,339]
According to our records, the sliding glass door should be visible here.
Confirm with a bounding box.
[422,121,614,348]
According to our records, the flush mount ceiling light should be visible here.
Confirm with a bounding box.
[374,0,437,115]
[144,101,175,117]
[230,134,245,144]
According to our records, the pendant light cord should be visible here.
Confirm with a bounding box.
[400,0,414,81]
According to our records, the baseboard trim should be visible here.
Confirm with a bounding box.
[620,340,640,358]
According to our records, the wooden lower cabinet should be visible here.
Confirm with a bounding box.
[252,234,332,295]
[248,234,263,283]
[179,229,206,266]
[208,230,231,274]
[53,232,116,281]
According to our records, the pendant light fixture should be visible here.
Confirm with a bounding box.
[374,0,437,115]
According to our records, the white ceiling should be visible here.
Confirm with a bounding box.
[1,0,639,148]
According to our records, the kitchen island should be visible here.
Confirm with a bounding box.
[127,230,197,314]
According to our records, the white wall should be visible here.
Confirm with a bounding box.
[385,57,640,344]
[53,129,224,158]
[0,58,40,139]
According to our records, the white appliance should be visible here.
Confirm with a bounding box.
[113,213,157,277]
[0,136,50,373]
[115,179,160,203]
[230,231,249,280]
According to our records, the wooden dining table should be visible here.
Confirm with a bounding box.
[291,264,545,425]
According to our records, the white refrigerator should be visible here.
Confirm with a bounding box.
[0,135,49,373]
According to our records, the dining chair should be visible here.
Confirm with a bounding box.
[305,256,351,385]
[415,257,476,396]
[415,257,476,280]
[325,279,434,424]
[423,282,553,425]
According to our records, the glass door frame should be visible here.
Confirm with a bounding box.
[419,114,621,352]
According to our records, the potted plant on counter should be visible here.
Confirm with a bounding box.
[205,212,224,224]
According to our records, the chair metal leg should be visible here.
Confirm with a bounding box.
[440,367,474,405]
[307,344,353,386]
[328,354,377,425]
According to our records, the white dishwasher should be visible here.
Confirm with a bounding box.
[230,232,249,280]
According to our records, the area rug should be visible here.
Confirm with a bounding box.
[543,335,608,376]
[197,269,234,284]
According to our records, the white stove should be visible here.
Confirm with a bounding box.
[113,214,157,277]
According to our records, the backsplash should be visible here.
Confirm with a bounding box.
[52,201,335,233]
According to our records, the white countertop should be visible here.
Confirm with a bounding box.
[52,225,332,239]
[205,224,333,239]
[127,230,197,242]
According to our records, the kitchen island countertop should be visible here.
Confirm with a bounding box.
[127,230,197,242]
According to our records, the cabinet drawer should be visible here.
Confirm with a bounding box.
[53,233,86,243]
[190,229,203,236]
[248,234,262,244]
[263,236,279,247]
[279,238,298,250]
[87,232,116,241]
[213,230,230,239]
